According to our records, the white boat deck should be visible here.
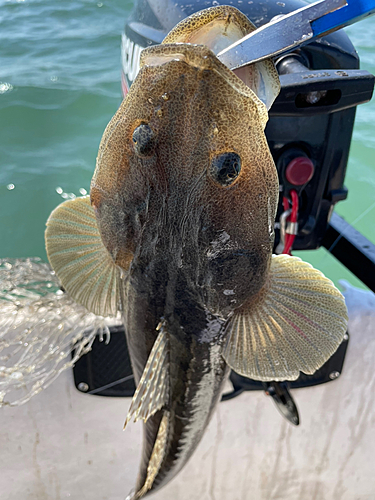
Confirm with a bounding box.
[1,282,375,500]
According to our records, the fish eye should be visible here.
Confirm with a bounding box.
[210,153,241,186]
[132,124,155,157]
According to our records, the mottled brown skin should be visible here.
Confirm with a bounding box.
[91,43,278,496]
[92,44,278,304]
[163,4,254,45]
[163,5,280,114]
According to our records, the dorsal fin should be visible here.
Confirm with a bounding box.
[134,412,170,499]
[124,321,169,427]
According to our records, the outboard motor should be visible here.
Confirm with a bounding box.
[73,0,375,424]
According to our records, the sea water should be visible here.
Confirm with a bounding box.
[0,0,374,291]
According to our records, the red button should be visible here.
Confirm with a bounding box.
[285,157,314,186]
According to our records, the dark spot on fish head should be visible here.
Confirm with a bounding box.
[203,248,270,315]
[132,123,156,157]
[209,152,241,186]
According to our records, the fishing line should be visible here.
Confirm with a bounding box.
[313,199,375,272]
[327,199,375,254]
[87,374,134,395]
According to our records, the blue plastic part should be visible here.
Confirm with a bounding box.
[312,0,375,36]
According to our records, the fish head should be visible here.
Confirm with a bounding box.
[91,17,280,316]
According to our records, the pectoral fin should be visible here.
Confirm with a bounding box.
[124,322,169,428]
[222,254,348,381]
[45,196,121,317]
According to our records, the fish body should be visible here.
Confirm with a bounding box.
[44,6,348,498]
[123,264,228,492]
[113,36,277,491]
[91,17,278,492]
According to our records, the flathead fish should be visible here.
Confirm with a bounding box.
[44,6,348,498]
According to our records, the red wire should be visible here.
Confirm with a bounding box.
[282,190,299,255]
[290,190,299,223]
[282,196,291,253]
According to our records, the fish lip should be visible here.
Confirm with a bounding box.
[140,42,217,70]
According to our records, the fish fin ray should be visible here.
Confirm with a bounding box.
[222,254,348,381]
[124,323,169,427]
[134,412,170,499]
[45,196,120,317]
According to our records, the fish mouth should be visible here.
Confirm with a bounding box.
[141,42,221,70]
[140,43,259,100]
